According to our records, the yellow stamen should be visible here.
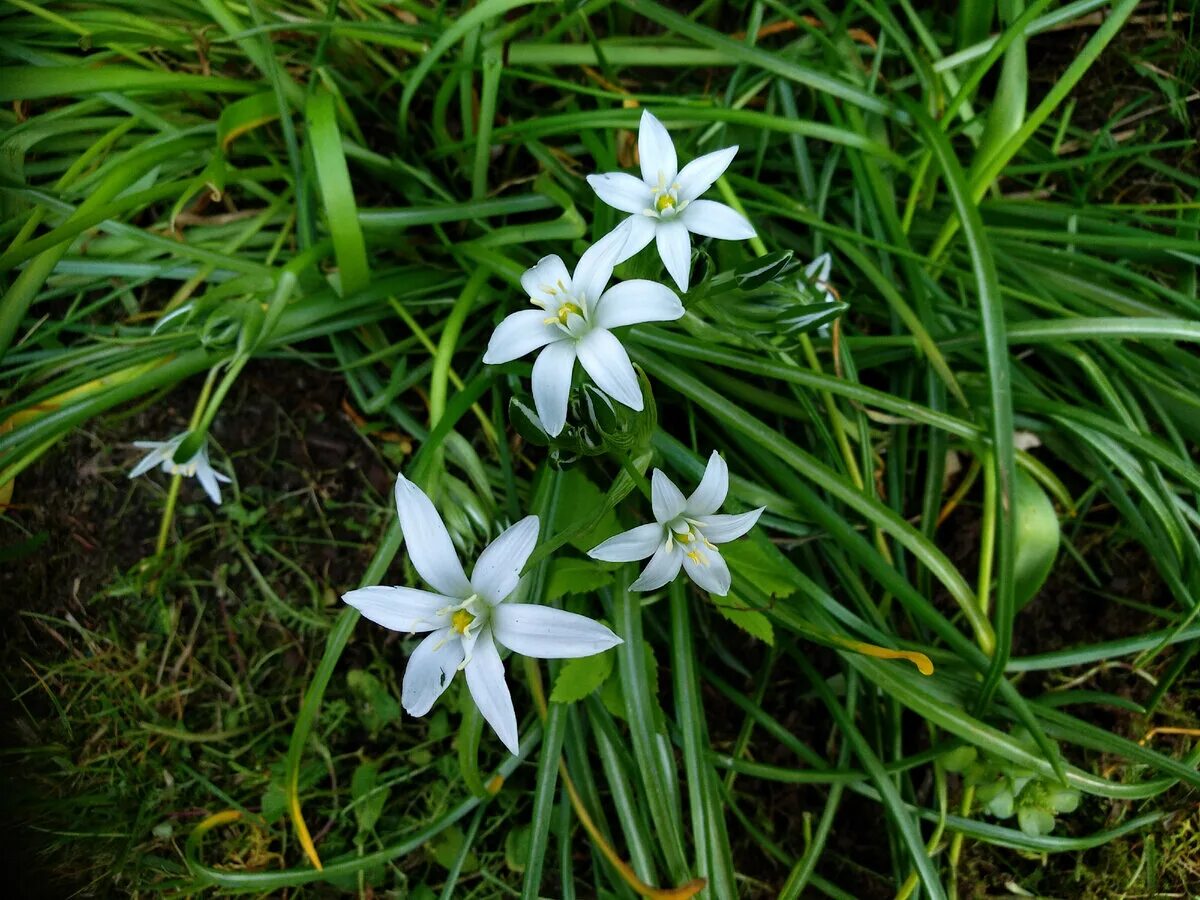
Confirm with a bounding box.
[686,550,705,565]
[655,193,676,212]
[452,610,475,635]
[553,301,583,325]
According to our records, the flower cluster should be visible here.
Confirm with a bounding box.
[344,110,777,753]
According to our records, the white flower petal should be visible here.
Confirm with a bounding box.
[805,252,832,283]
[587,172,653,215]
[573,229,625,305]
[576,328,642,411]
[592,280,684,331]
[612,214,658,264]
[696,507,765,543]
[655,219,692,292]
[519,254,572,308]
[587,523,664,562]
[129,443,171,478]
[471,515,540,604]
[685,451,728,516]
[394,473,474,598]
[464,632,520,755]
[196,463,224,505]
[492,603,623,659]
[676,145,738,204]
[638,109,677,185]
[531,339,578,437]
[682,545,732,595]
[630,541,684,592]
[402,627,464,716]
[651,468,687,522]
[679,200,756,241]
[342,585,454,633]
[483,310,564,365]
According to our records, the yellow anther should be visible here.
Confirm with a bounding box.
[686,550,706,565]
[655,193,676,212]
[451,610,475,635]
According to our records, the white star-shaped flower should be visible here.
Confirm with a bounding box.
[586,110,756,293]
[482,230,683,437]
[344,473,623,755]
[587,452,764,596]
[128,432,231,504]
[804,252,837,337]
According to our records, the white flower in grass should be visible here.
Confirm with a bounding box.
[343,473,622,755]
[804,253,836,303]
[586,109,756,293]
[482,229,683,438]
[588,452,764,596]
[804,252,837,337]
[128,433,231,505]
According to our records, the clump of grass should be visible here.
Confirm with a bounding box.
[3,1,1199,897]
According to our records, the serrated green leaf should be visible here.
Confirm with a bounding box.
[710,597,774,645]
[722,532,797,598]
[545,557,616,603]
[550,650,614,703]
[552,469,621,551]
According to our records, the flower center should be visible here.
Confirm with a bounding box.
[548,300,583,326]
[665,519,716,564]
[647,170,686,219]
[451,609,475,635]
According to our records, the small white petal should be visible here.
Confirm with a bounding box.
[492,604,623,659]
[685,451,728,516]
[531,339,578,437]
[630,541,684,592]
[676,145,738,204]
[483,310,564,365]
[342,585,453,633]
[638,109,678,185]
[196,464,223,505]
[682,545,732,595]
[592,280,683,331]
[587,523,664,562]
[805,252,832,283]
[465,632,520,755]
[612,215,658,264]
[129,444,171,478]
[587,172,653,215]
[394,474,474,598]
[679,200,756,241]
[520,254,573,308]
[655,219,692,292]
[471,515,540,604]
[576,328,642,411]
[573,230,625,305]
[696,508,765,543]
[651,469,687,523]
[132,440,170,450]
[402,627,464,716]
